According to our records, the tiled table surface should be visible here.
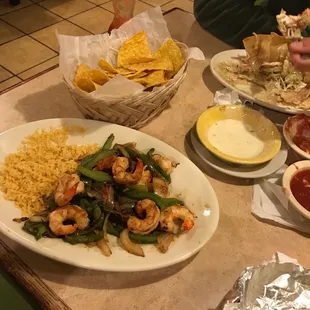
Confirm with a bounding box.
[0,0,193,93]
[1,8,310,310]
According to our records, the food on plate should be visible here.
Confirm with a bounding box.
[290,168,310,211]
[215,31,310,110]
[276,9,310,40]
[207,119,265,159]
[1,128,195,257]
[73,30,185,93]
[285,114,310,153]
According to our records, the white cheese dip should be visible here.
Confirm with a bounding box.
[207,119,265,159]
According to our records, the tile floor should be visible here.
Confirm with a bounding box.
[0,0,193,93]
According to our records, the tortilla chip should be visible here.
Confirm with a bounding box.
[243,34,272,61]
[126,71,148,79]
[87,69,110,85]
[134,70,167,88]
[123,56,174,72]
[75,64,90,76]
[74,77,96,93]
[154,38,185,73]
[117,30,155,67]
[117,67,136,75]
[98,58,118,74]
[270,32,288,62]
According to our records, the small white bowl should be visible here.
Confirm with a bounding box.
[282,160,310,220]
[283,117,310,160]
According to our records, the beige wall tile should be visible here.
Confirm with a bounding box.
[161,0,193,13]
[0,0,32,15]
[69,7,113,34]
[31,20,90,52]
[142,0,171,6]
[0,36,57,74]
[0,20,24,45]
[1,4,62,34]
[40,0,95,18]
[18,56,59,80]
[0,66,13,82]
[102,0,153,16]
[0,77,21,93]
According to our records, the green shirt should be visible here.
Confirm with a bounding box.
[194,0,309,48]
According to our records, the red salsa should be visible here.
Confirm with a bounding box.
[290,169,310,211]
[286,114,310,153]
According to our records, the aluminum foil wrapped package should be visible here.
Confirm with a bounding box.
[216,253,310,310]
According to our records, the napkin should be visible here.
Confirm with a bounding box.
[213,88,242,105]
[252,167,310,234]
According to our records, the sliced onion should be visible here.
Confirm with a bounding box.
[28,215,48,223]
[120,229,144,257]
[152,177,169,197]
[97,239,112,257]
[157,233,175,253]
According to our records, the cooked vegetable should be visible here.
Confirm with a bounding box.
[16,133,195,257]
[123,190,184,210]
[157,233,175,253]
[97,239,112,256]
[120,229,144,257]
[83,150,116,170]
[103,134,115,150]
[64,231,105,245]
[78,166,113,182]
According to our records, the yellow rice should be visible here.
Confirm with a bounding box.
[0,127,99,216]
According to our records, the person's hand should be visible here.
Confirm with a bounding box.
[289,38,310,72]
[108,16,129,34]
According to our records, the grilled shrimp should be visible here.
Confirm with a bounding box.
[112,157,143,184]
[54,173,84,207]
[159,205,194,234]
[127,199,160,235]
[49,205,89,236]
[152,154,178,175]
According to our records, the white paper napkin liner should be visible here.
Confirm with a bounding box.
[57,7,205,101]
[252,166,310,234]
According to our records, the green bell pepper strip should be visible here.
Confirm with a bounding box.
[83,150,116,170]
[77,166,113,182]
[102,134,114,150]
[64,231,105,245]
[126,184,148,192]
[80,134,115,168]
[123,190,183,210]
[126,147,171,182]
[106,222,161,244]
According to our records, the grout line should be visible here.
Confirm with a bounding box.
[35,2,98,20]
[0,34,26,47]
[0,76,17,84]
[0,65,15,77]
[17,55,59,78]
[0,18,29,36]
[64,19,96,34]
[0,2,33,17]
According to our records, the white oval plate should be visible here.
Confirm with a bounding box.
[0,118,219,272]
[210,49,309,115]
[190,128,288,179]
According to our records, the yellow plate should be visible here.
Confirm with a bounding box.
[196,105,281,166]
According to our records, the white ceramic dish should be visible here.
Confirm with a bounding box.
[190,128,288,179]
[283,118,310,160]
[210,49,307,115]
[282,160,310,220]
[0,118,219,272]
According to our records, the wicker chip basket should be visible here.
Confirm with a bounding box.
[65,42,189,129]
